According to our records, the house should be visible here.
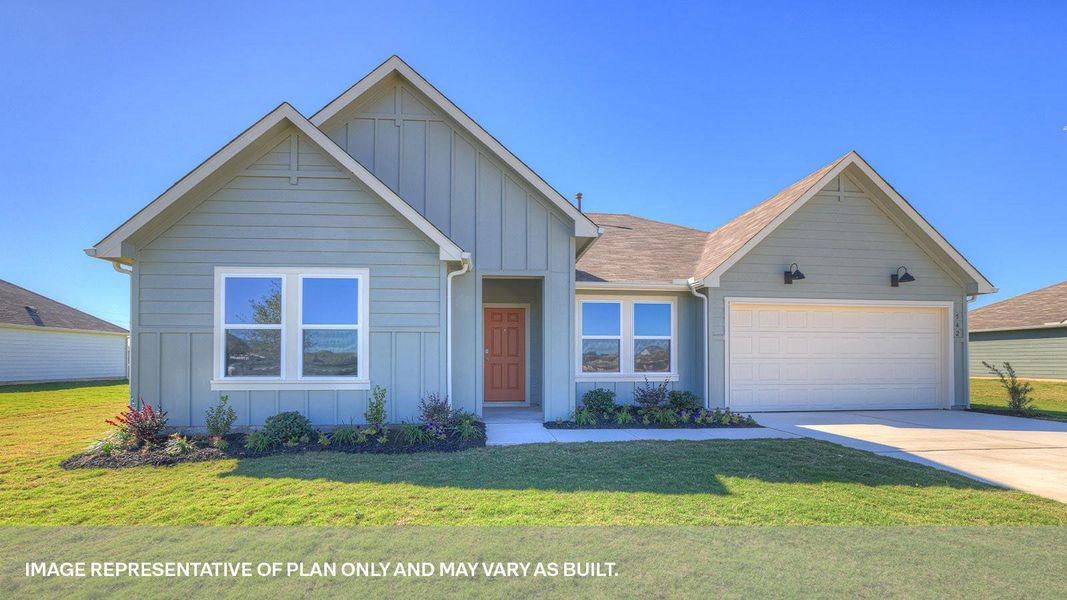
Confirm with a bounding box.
[969,280,1067,380]
[86,56,996,427]
[0,279,128,384]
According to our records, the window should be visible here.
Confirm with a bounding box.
[300,276,360,378]
[577,297,675,379]
[214,268,369,390]
[581,302,621,373]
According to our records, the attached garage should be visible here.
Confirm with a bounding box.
[726,300,952,411]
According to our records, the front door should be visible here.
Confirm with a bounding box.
[484,307,526,403]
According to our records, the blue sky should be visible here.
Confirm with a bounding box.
[2,1,1064,328]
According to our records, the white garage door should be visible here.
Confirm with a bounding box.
[727,302,948,411]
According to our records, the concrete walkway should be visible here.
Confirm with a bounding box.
[758,410,1067,503]
[485,422,798,445]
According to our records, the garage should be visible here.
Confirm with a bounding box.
[726,300,951,411]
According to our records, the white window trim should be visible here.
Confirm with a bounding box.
[212,267,371,391]
[576,296,678,382]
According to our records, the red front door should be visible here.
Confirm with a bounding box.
[484,307,525,403]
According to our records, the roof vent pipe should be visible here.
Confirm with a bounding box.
[575,192,583,212]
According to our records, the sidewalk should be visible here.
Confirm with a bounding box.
[485,422,799,445]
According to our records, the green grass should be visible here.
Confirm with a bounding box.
[2,381,1066,526]
[970,377,1067,422]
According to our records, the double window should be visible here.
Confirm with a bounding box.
[578,298,675,379]
[214,268,369,389]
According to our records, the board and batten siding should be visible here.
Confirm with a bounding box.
[969,328,1067,380]
[706,172,971,408]
[321,75,578,420]
[574,290,704,405]
[0,327,127,384]
[132,127,445,427]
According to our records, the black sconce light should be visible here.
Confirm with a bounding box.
[891,266,915,287]
[784,263,805,284]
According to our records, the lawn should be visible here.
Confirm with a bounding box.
[970,377,1067,422]
[2,381,1066,526]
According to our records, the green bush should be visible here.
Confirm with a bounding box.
[317,432,331,446]
[581,388,617,414]
[573,407,596,426]
[653,408,679,426]
[983,361,1035,416]
[634,378,670,413]
[667,390,701,411]
[331,425,360,445]
[614,406,635,425]
[164,433,195,456]
[365,385,388,441]
[243,431,272,452]
[205,395,237,440]
[399,422,434,445]
[262,411,312,444]
[454,416,483,441]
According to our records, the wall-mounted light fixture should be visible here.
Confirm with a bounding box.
[891,266,915,287]
[784,263,806,284]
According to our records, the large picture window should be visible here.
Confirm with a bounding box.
[214,267,369,390]
[577,297,676,379]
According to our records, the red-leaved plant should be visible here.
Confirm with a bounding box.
[105,396,168,447]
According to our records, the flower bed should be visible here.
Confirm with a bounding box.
[62,386,485,470]
[61,423,487,470]
[545,407,759,429]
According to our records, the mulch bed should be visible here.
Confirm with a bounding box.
[61,423,486,470]
[544,414,761,430]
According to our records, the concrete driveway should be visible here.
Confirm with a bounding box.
[758,410,1067,503]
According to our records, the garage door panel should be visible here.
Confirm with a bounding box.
[729,302,946,411]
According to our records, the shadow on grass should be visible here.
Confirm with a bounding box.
[0,379,128,394]
[220,438,992,495]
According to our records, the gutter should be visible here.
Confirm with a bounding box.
[445,253,472,406]
[687,278,710,409]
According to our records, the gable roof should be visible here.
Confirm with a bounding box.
[310,55,600,239]
[88,103,466,263]
[0,280,126,334]
[575,152,995,294]
[577,214,708,284]
[696,151,996,294]
[969,280,1067,332]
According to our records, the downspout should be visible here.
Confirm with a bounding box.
[688,279,709,409]
[445,253,472,406]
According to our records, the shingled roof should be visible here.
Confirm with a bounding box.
[577,154,850,285]
[969,280,1067,332]
[0,280,127,334]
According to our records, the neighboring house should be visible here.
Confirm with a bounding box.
[0,279,128,384]
[86,56,996,427]
[969,280,1067,380]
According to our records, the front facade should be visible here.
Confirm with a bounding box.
[969,280,1067,380]
[88,57,995,427]
[0,280,128,384]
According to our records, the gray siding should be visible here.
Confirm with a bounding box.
[707,173,970,408]
[322,76,578,420]
[132,127,444,427]
[574,290,703,406]
[970,328,1067,380]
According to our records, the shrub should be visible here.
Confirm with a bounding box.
[205,395,237,441]
[453,416,483,441]
[667,390,701,411]
[573,407,596,426]
[653,408,679,426]
[399,422,433,445]
[331,425,360,445]
[634,379,670,413]
[87,431,131,456]
[365,385,388,440]
[262,411,313,444]
[210,437,229,450]
[581,388,617,415]
[983,361,1035,416]
[418,393,451,439]
[105,397,167,447]
[243,431,272,453]
[317,432,331,446]
[164,433,195,457]
[614,406,635,425]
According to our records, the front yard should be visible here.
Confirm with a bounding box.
[970,377,1067,422]
[2,381,1066,526]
